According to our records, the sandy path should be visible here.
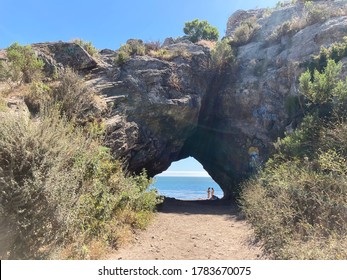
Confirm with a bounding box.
[108,198,263,260]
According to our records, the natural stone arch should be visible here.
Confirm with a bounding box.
[27,1,347,199]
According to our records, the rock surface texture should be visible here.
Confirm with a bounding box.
[15,1,347,198]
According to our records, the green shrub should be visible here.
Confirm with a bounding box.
[115,40,146,65]
[24,81,52,113]
[300,59,342,105]
[303,37,347,75]
[230,17,260,47]
[267,17,302,43]
[210,38,235,69]
[0,109,91,258]
[72,39,99,57]
[114,50,131,65]
[284,95,303,118]
[241,45,347,260]
[0,43,44,85]
[53,68,95,120]
[240,155,347,259]
[183,19,219,43]
[0,107,161,259]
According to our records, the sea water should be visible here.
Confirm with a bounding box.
[151,176,224,200]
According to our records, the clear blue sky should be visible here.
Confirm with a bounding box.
[1,0,279,175]
[158,157,210,177]
[1,0,279,50]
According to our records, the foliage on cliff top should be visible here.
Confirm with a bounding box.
[183,19,219,43]
[71,39,99,57]
[0,43,44,86]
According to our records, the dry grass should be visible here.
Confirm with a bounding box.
[196,40,217,49]
[0,92,7,112]
[230,17,260,47]
[148,47,191,61]
[168,73,182,91]
[53,68,96,120]
[266,2,347,44]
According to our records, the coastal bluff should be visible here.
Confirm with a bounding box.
[3,0,347,199]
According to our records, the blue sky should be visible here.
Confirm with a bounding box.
[1,0,279,175]
[158,157,210,177]
[1,0,279,50]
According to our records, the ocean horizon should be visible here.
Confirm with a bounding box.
[151,175,223,200]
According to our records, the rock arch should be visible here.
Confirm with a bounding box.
[29,1,347,199]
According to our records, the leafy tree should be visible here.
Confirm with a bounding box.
[183,19,219,43]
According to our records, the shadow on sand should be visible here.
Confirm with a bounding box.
[157,197,245,219]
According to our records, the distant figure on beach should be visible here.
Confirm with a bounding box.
[207,187,211,199]
[211,188,215,198]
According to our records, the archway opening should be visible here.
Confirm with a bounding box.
[152,157,224,200]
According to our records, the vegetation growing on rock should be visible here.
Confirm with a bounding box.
[71,38,99,57]
[210,38,235,69]
[0,42,44,85]
[230,17,260,47]
[240,58,347,260]
[0,43,162,259]
[183,19,219,43]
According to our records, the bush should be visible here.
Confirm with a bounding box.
[300,59,342,105]
[0,107,162,259]
[72,39,99,57]
[0,109,90,258]
[304,2,331,25]
[144,41,161,52]
[299,59,347,118]
[230,17,260,47]
[240,155,347,259]
[0,43,44,85]
[115,40,146,65]
[241,47,347,260]
[183,19,219,43]
[284,95,303,118]
[53,68,95,120]
[24,81,52,113]
[267,17,302,43]
[303,37,347,75]
[210,38,235,69]
[148,47,191,61]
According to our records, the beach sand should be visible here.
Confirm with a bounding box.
[108,198,264,260]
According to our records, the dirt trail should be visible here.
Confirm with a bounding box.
[108,198,263,260]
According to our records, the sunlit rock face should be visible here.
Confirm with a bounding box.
[22,1,347,199]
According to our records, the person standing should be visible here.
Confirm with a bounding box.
[211,187,215,199]
[207,187,211,199]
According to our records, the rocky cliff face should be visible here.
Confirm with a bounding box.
[7,0,347,199]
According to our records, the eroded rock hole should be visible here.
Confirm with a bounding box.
[152,157,224,200]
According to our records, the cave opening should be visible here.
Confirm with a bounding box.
[152,157,224,200]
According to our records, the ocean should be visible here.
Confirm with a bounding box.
[151,176,224,200]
